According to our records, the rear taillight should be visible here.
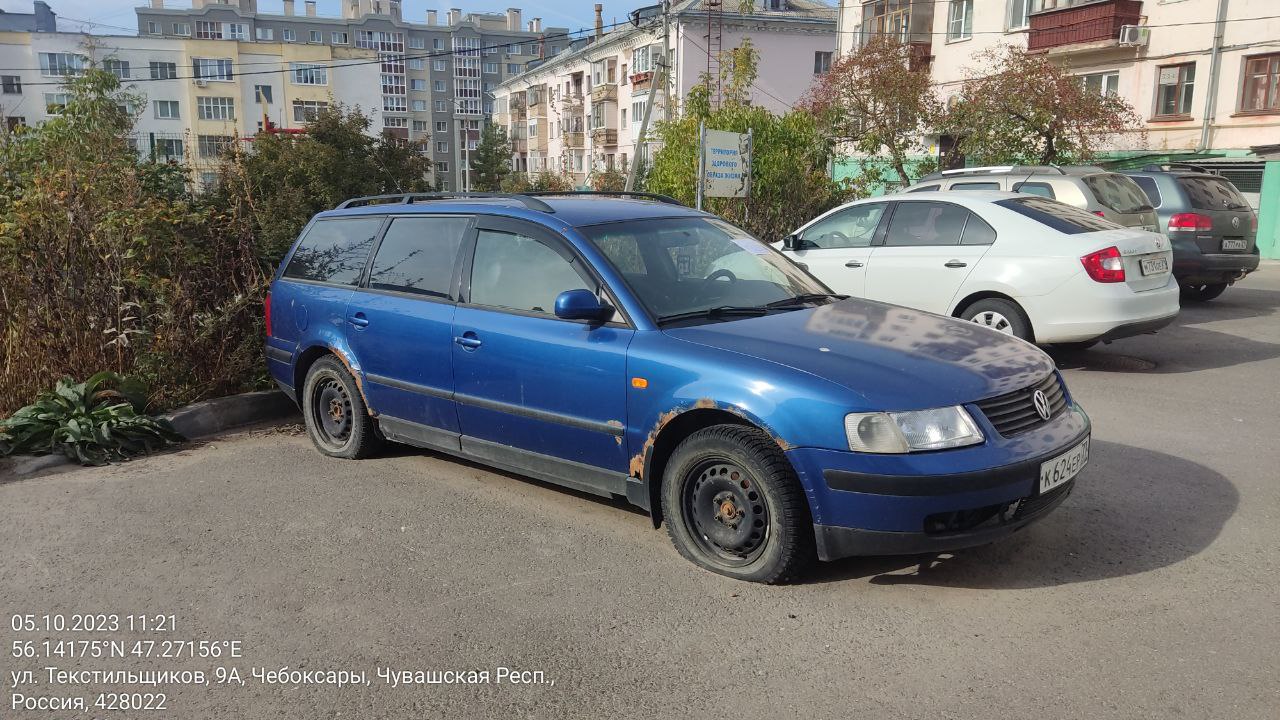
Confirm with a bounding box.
[1092,210,1107,218]
[1251,214,1258,233]
[1081,246,1126,283]
[1168,212,1213,232]
[264,292,273,337]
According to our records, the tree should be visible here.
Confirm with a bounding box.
[803,38,938,184]
[469,122,512,191]
[217,102,432,261]
[938,44,1144,166]
[645,42,853,241]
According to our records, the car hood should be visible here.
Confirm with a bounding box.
[663,299,1055,411]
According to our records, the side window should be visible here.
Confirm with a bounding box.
[961,213,997,245]
[283,217,382,285]
[1013,181,1056,199]
[469,229,592,315]
[801,203,885,249]
[951,181,1002,191]
[884,202,969,247]
[1130,176,1162,208]
[367,216,470,298]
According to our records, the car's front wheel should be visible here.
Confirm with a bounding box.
[661,424,815,584]
[1181,283,1228,302]
[301,355,383,459]
[961,298,1033,341]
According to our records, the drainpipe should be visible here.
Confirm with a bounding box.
[1198,0,1230,153]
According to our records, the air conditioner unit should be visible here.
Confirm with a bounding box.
[1118,25,1150,47]
[194,78,208,87]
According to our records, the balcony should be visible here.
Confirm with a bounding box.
[591,83,617,103]
[1028,0,1142,53]
[564,131,585,149]
[630,71,653,92]
[591,127,617,147]
[560,94,584,114]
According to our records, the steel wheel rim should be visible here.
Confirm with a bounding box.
[971,311,1013,335]
[681,460,769,566]
[311,377,353,446]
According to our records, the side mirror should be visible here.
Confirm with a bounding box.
[783,233,802,251]
[554,289,613,322]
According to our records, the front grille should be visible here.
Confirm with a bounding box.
[922,480,1075,536]
[974,373,1067,437]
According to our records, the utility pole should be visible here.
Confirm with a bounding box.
[625,0,669,192]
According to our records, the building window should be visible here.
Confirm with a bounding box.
[434,80,446,92]
[1155,63,1195,117]
[814,51,832,75]
[154,100,180,118]
[508,43,520,55]
[194,20,221,39]
[43,93,70,114]
[433,59,447,72]
[154,137,183,160]
[384,96,408,112]
[948,0,974,41]
[197,134,233,158]
[384,116,408,128]
[382,72,407,95]
[146,21,160,35]
[437,161,449,172]
[290,63,328,85]
[1242,54,1280,113]
[435,120,448,132]
[1,75,21,94]
[254,85,272,103]
[411,79,427,91]
[483,62,498,74]
[507,63,519,74]
[406,58,423,70]
[227,23,247,40]
[436,141,449,153]
[292,99,328,122]
[332,32,348,44]
[412,99,428,111]
[281,28,295,41]
[256,27,274,41]
[620,108,627,128]
[861,0,911,44]
[412,120,428,132]
[196,96,235,120]
[39,53,84,77]
[527,121,537,138]
[1006,0,1031,29]
[1081,71,1119,96]
[150,61,177,80]
[632,46,651,73]
[304,30,318,43]
[173,22,190,36]
[192,58,234,81]
[434,100,448,112]
[409,37,425,49]
[484,42,497,55]
[6,116,27,131]
[433,38,443,50]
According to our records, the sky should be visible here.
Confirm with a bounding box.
[0,0,640,36]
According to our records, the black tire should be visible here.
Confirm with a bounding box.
[1181,283,1228,302]
[661,424,815,584]
[301,355,383,459]
[960,298,1033,341]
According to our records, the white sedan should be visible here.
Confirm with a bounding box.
[775,191,1179,346]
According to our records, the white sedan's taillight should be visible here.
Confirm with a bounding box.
[1080,246,1126,283]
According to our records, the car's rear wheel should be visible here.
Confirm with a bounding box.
[1181,283,1228,302]
[960,298,1033,341]
[661,424,814,584]
[302,355,382,459]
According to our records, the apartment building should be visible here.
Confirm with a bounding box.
[0,1,58,32]
[836,0,1280,258]
[493,0,836,187]
[0,27,381,188]
[133,0,568,189]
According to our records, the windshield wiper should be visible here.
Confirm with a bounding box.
[763,293,848,309]
[657,306,769,325]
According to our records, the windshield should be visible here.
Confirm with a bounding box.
[1083,173,1154,214]
[579,216,832,324]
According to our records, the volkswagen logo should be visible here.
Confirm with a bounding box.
[1032,390,1051,421]
[1232,216,1241,229]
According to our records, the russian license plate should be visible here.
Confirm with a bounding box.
[1039,437,1089,494]
[1140,256,1169,275]
[1222,238,1248,251]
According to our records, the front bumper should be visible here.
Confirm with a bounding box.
[787,406,1091,561]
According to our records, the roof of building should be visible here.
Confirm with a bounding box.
[0,1,57,32]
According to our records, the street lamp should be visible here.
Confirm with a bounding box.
[453,92,496,192]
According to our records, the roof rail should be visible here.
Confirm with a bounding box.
[1140,162,1215,175]
[334,192,554,212]
[522,190,686,206]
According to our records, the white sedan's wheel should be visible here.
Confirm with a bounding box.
[970,310,1013,334]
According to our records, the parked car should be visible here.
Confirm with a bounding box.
[1122,164,1260,301]
[266,192,1091,583]
[904,165,1160,232]
[777,191,1178,347]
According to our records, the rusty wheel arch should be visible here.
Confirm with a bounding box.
[294,346,375,416]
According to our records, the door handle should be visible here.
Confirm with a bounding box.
[454,333,482,350]
[844,260,864,268]
[348,312,370,327]
[944,260,968,268]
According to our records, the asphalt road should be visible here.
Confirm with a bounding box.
[3,268,1278,719]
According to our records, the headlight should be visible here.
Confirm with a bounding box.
[844,406,983,453]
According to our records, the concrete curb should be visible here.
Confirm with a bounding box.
[1,390,299,479]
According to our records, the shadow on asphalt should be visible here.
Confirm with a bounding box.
[809,440,1238,589]
[1053,325,1280,374]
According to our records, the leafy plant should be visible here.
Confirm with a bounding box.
[469,122,513,191]
[0,372,183,465]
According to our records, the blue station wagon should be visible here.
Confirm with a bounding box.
[266,192,1092,583]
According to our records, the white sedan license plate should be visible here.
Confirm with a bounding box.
[1222,238,1248,251]
[1140,256,1169,276]
[1039,437,1089,494]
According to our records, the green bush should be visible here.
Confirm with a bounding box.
[0,372,182,465]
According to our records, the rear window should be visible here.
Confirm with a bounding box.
[1130,175,1162,207]
[283,217,383,285]
[1082,173,1153,213]
[995,197,1122,235]
[368,216,469,298]
[1178,176,1251,210]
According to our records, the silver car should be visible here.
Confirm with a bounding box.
[904,166,1159,232]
